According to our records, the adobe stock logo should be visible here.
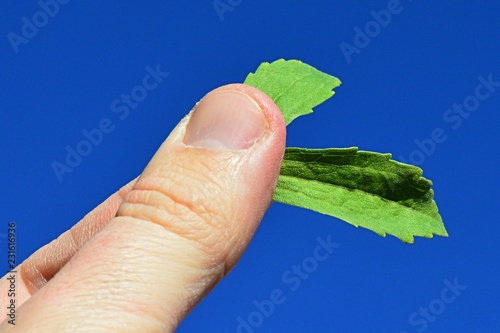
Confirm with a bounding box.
[398,74,499,166]
[400,277,467,333]
[339,0,404,64]
[213,0,243,22]
[227,235,340,333]
[51,64,169,183]
[7,0,71,54]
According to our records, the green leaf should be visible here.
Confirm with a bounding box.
[244,59,341,125]
[243,59,447,243]
[273,147,448,243]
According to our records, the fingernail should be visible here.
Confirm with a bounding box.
[184,89,267,150]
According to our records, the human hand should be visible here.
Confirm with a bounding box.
[0,84,286,332]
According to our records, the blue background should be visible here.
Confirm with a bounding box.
[1,1,499,332]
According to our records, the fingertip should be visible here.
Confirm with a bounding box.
[214,83,286,145]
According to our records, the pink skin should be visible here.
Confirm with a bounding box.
[0,83,286,331]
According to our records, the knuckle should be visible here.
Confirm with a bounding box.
[116,171,232,258]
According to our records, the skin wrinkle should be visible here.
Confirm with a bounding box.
[39,263,165,332]
[21,232,77,295]
[117,196,226,262]
[20,263,45,296]
[15,178,139,300]
[0,84,286,330]
[124,190,216,240]
[167,153,215,182]
[96,218,225,328]
[153,152,230,199]
[136,170,233,232]
[115,201,231,303]
[136,176,209,219]
[38,236,136,307]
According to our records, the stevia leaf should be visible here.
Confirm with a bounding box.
[244,59,341,125]
[243,59,447,243]
[273,147,448,243]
